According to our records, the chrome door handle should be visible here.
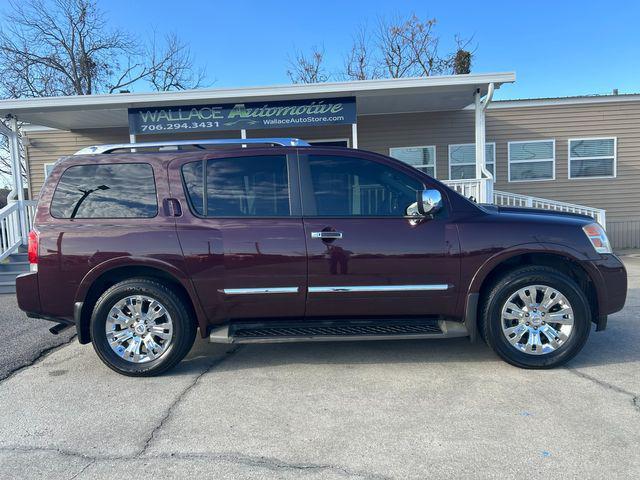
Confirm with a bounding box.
[311,231,343,239]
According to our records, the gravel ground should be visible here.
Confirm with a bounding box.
[0,255,637,479]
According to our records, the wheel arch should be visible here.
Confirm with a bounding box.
[74,257,208,344]
[467,244,602,334]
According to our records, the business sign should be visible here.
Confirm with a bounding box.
[128,96,356,135]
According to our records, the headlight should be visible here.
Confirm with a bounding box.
[582,223,612,254]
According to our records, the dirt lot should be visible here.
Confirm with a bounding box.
[0,255,638,479]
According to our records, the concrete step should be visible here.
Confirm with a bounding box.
[4,253,28,263]
[0,282,16,294]
[0,271,23,284]
[0,261,29,273]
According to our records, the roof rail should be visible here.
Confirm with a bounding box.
[74,138,310,155]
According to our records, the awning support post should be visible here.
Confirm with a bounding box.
[351,123,358,149]
[1,116,28,243]
[474,83,495,204]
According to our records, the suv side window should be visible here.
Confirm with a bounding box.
[182,155,290,217]
[306,155,423,216]
[50,163,157,219]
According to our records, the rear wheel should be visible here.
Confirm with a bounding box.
[481,266,591,369]
[90,278,196,376]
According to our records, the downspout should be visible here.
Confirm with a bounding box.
[480,82,495,181]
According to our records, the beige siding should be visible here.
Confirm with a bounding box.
[22,100,640,248]
[489,103,640,248]
[358,110,475,181]
[25,128,128,195]
[357,102,640,248]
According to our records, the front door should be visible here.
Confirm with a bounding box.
[299,150,460,319]
[169,150,307,323]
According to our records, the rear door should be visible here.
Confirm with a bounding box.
[299,149,460,319]
[168,149,307,323]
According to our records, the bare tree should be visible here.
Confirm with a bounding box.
[343,26,379,81]
[451,36,473,74]
[146,32,207,91]
[287,45,329,84]
[0,0,208,98]
[337,14,475,82]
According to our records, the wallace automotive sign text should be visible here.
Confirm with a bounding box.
[128,97,356,134]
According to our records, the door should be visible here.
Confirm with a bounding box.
[169,150,307,323]
[300,151,460,318]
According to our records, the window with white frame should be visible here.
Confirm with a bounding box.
[389,146,436,177]
[448,143,495,180]
[44,163,55,179]
[508,140,555,182]
[569,137,616,179]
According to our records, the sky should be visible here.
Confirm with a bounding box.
[0,0,639,99]
[71,0,640,100]
[0,0,639,188]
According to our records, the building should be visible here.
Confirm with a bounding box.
[0,72,638,266]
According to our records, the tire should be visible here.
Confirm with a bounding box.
[480,266,591,369]
[90,278,196,377]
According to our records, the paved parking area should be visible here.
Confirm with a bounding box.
[0,256,638,479]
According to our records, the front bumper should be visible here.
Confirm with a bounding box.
[585,254,627,330]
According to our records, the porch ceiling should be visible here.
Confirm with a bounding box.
[0,72,515,131]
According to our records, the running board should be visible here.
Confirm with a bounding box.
[209,319,469,344]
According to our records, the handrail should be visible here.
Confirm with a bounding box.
[0,200,37,261]
[494,189,606,227]
[444,179,606,228]
[0,202,22,261]
[75,138,310,155]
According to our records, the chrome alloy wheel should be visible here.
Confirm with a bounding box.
[500,285,574,355]
[105,295,174,363]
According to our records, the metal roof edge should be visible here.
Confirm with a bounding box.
[489,94,640,109]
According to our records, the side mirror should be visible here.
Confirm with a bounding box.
[418,189,442,216]
[405,189,443,218]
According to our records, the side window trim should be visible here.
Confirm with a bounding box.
[297,153,317,216]
[286,152,303,216]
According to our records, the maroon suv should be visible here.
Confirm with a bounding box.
[16,138,627,376]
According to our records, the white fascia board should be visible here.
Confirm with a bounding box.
[0,72,516,114]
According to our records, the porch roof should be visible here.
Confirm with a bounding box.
[0,72,515,130]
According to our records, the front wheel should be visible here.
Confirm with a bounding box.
[90,278,196,376]
[481,266,591,369]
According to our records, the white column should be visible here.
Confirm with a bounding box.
[7,117,27,242]
[474,89,487,203]
[351,123,358,149]
[240,129,247,139]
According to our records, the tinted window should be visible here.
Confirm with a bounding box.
[51,163,157,219]
[307,155,422,216]
[182,155,290,217]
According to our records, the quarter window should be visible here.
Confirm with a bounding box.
[50,163,157,219]
[389,146,436,177]
[448,143,495,180]
[182,155,290,217]
[508,140,555,182]
[306,155,423,216]
[569,138,616,179]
